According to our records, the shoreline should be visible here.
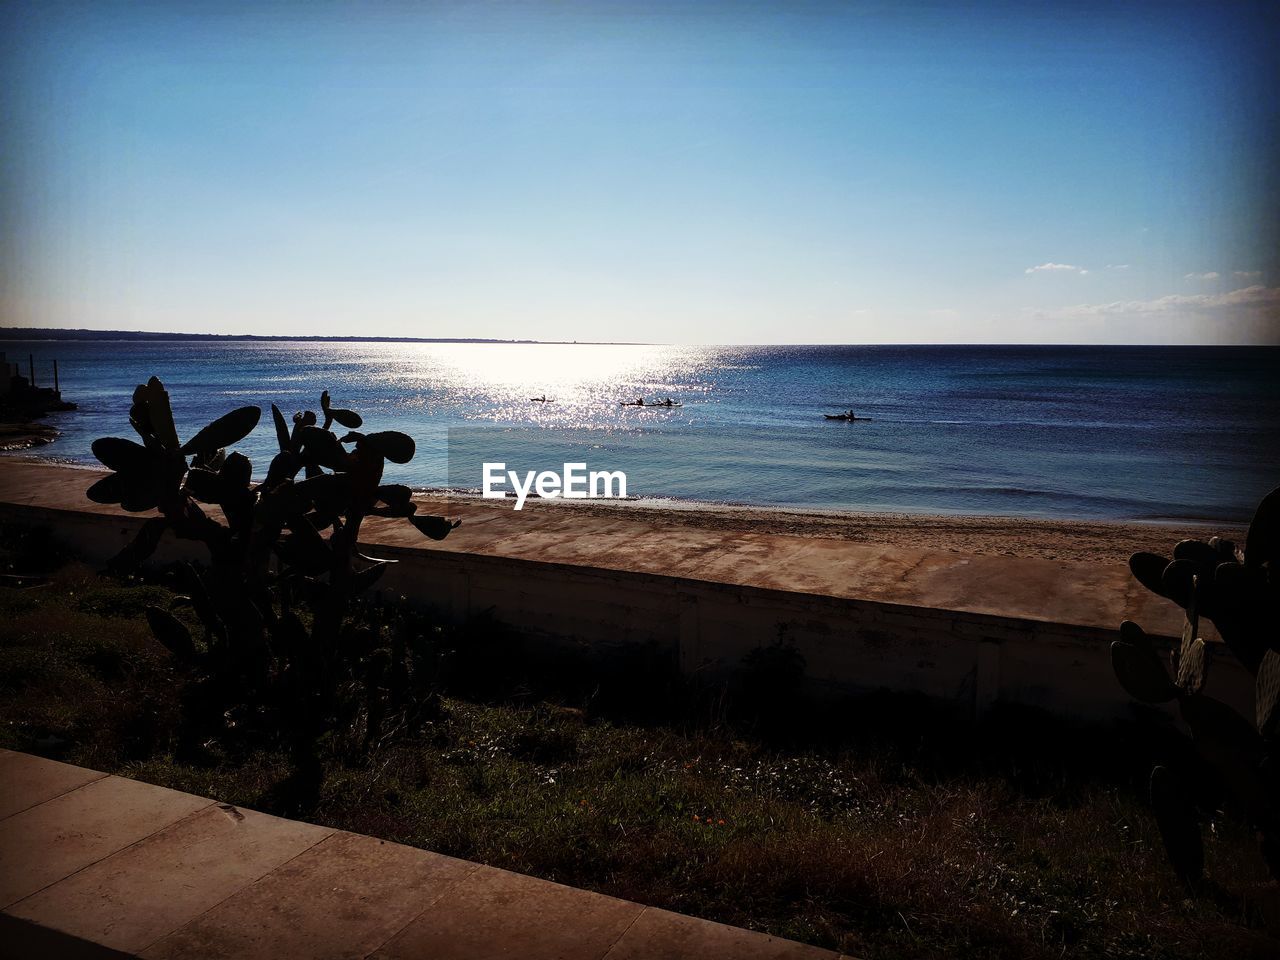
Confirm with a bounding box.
[0,422,60,453]
[4,454,1247,565]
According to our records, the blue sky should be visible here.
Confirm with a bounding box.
[2,1,1277,344]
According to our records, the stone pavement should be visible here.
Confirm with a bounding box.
[0,750,847,959]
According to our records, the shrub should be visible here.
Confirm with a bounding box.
[88,378,460,781]
[1111,484,1280,889]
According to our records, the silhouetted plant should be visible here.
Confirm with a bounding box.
[1112,485,1280,889]
[88,377,460,776]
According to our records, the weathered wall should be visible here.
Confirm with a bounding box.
[0,501,1253,722]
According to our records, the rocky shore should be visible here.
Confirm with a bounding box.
[0,420,60,452]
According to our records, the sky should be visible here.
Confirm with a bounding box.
[2,0,1277,344]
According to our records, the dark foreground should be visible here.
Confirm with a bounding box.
[1,532,1277,959]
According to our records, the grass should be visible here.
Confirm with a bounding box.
[1,530,1278,959]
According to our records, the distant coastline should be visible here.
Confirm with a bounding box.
[3,329,1276,348]
[0,327,649,345]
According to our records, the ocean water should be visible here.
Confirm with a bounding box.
[4,340,1278,522]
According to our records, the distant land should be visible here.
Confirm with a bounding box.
[0,327,643,345]
[5,329,1271,349]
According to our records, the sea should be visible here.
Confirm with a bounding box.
[4,340,1278,523]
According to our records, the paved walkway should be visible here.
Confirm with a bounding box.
[0,460,1179,637]
[0,750,845,959]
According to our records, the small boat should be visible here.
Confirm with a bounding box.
[529,396,555,403]
[824,410,867,421]
[620,399,681,408]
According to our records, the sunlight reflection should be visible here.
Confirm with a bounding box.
[347,342,720,430]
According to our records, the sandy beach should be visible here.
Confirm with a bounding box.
[4,454,1244,567]
[494,494,1241,565]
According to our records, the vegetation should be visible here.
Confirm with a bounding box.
[1111,486,1280,889]
[3,530,1279,959]
[85,378,459,809]
[0,378,1275,957]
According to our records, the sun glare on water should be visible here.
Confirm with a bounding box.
[343,341,719,429]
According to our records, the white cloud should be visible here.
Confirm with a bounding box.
[1234,270,1262,281]
[1183,271,1220,281]
[1106,264,1130,270]
[1027,285,1280,344]
[1025,262,1087,275]
[1058,285,1277,316]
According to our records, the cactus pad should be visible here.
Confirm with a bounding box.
[1245,485,1280,569]
[1258,650,1280,739]
[1176,637,1209,696]
[1129,552,1171,598]
[1150,765,1203,890]
[1112,639,1177,703]
[1173,539,1218,566]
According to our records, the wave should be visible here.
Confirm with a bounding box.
[219,389,305,395]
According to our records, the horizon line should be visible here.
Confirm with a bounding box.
[2,327,1279,349]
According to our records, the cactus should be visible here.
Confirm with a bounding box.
[1149,765,1203,889]
[1113,485,1280,889]
[89,378,460,767]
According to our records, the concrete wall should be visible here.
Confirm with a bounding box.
[0,501,1255,723]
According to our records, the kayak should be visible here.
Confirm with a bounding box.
[824,414,868,421]
[621,402,681,408]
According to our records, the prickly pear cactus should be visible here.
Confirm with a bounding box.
[88,379,461,763]
[1149,765,1203,889]
[1113,485,1280,889]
